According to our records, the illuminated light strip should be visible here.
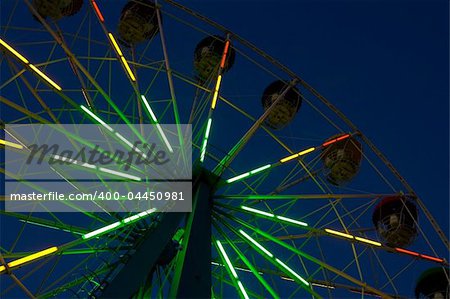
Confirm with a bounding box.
[280,147,316,163]
[108,33,123,56]
[199,136,208,162]
[239,229,273,258]
[115,132,141,153]
[226,164,271,183]
[235,266,253,274]
[122,208,157,224]
[200,118,214,162]
[121,56,136,82]
[0,39,62,90]
[226,172,250,183]
[29,64,62,91]
[322,134,351,147]
[82,222,121,239]
[82,162,96,169]
[325,228,354,239]
[0,139,23,149]
[237,281,250,299]
[419,254,444,263]
[91,0,105,22]
[51,155,142,181]
[211,262,263,275]
[279,153,299,163]
[0,266,5,273]
[276,215,308,227]
[51,155,79,165]
[83,208,156,239]
[311,282,335,289]
[80,105,113,132]
[82,104,153,157]
[114,132,148,159]
[216,240,238,278]
[281,276,294,282]
[156,123,174,153]
[298,147,315,156]
[395,247,420,257]
[107,32,136,81]
[98,167,141,181]
[81,89,91,107]
[19,220,83,235]
[250,164,271,174]
[241,206,274,218]
[211,74,222,109]
[0,38,29,63]
[219,40,230,69]
[140,95,173,153]
[141,95,158,122]
[205,118,212,140]
[275,258,309,286]
[240,205,308,227]
[7,247,58,268]
[354,237,381,247]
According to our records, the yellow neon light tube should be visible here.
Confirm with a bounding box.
[121,56,136,81]
[298,147,315,156]
[325,228,354,239]
[355,237,382,247]
[29,64,62,91]
[0,38,29,64]
[280,153,299,163]
[7,246,58,268]
[0,139,23,149]
[211,74,222,109]
[0,38,62,91]
[108,33,123,57]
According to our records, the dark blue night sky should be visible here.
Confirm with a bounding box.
[183,0,449,230]
[0,0,448,298]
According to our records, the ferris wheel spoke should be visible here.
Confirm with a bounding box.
[39,259,111,298]
[212,237,251,299]
[199,35,230,163]
[213,79,298,177]
[214,207,393,298]
[213,220,280,299]
[0,38,62,91]
[0,67,25,90]
[0,256,37,299]
[213,212,319,298]
[23,1,150,148]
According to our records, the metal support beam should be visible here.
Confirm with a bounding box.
[99,213,183,298]
[169,169,215,298]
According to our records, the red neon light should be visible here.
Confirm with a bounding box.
[92,0,105,22]
[420,254,444,263]
[395,247,420,256]
[219,40,230,69]
[322,134,351,147]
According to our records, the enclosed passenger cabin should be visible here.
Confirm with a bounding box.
[415,267,449,299]
[32,0,83,20]
[118,0,158,47]
[261,80,301,130]
[321,134,362,186]
[194,36,235,82]
[372,195,418,247]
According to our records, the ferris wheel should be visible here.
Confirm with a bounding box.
[0,0,449,298]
